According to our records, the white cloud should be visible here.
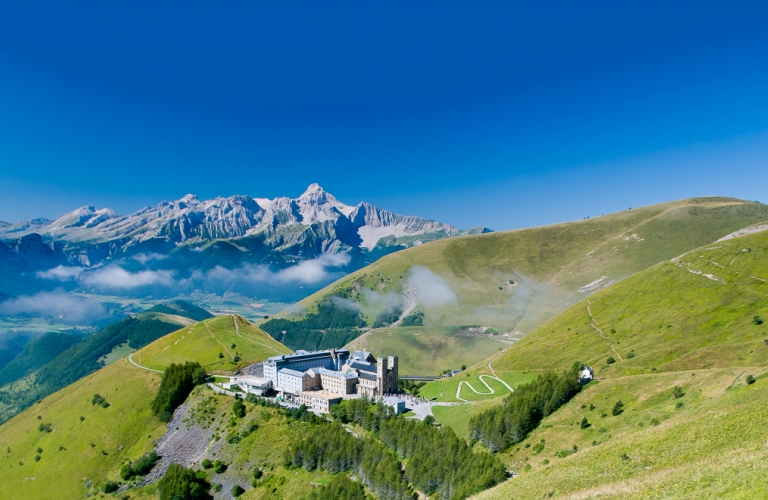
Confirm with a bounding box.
[0,290,107,324]
[206,253,351,286]
[406,265,457,308]
[81,265,176,289]
[36,265,85,281]
[131,253,168,264]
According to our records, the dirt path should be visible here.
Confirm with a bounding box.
[204,320,234,359]
[587,300,622,361]
[487,344,513,378]
[456,375,514,402]
[230,315,283,354]
[128,352,164,373]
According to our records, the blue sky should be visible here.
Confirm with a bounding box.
[1,1,767,231]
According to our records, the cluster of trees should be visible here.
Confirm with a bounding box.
[0,331,80,387]
[156,463,211,500]
[400,311,424,327]
[398,379,426,396]
[261,300,366,350]
[287,422,414,500]
[468,367,582,452]
[120,451,159,479]
[151,362,207,422]
[305,473,371,500]
[378,416,507,499]
[373,307,403,328]
[306,398,506,500]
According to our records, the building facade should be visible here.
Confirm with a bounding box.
[264,348,399,412]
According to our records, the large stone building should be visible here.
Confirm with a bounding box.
[263,348,399,411]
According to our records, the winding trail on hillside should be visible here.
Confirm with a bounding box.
[390,285,417,328]
[587,300,622,361]
[204,320,234,360]
[230,315,283,354]
[456,375,514,402]
[128,353,164,373]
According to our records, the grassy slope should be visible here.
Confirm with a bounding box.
[466,229,768,498]
[0,315,295,499]
[0,359,165,499]
[138,315,291,373]
[280,198,768,374]
[346,326,508,375]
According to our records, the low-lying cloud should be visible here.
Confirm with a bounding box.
[0,290,108,324]
[406,265,457,308]
[81,266,176,290]
[206,253,351,287]
[37,265,85,281]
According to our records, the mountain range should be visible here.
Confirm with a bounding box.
[0,183,488,262]
[0,184,488,298]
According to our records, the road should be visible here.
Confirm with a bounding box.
[128,352,164,373]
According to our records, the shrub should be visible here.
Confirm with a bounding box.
[92,394,105,406]
[36,447,43,454]
[754,316,764,325]
[132,451,159,476]
[38,423,52,433]
[532,440,545,453]
[675,402,684,409]
[542,459,550,465]
[33,454,41,462]
[120,464,133,480]
[626,351,636,359]
[650,418,660,426]
[252,468,263,480]
[606,357,616,364]
[555,449,575,458]
[218,352,224,359]
[201,458,213,469]
[746,374,756,385]
[589,403,595,411]
[226,431,241,444]
[233,399,246,418]
[580,417,591,429]
[611,401,624,416]
[212,483,222,493]
[231,484,245,497]
[213,460,227,474]
[79,416,85,422]
[672,386,685,399]
[102,481,119,494]
[157,464,211,500]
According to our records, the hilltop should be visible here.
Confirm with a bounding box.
[272,197,768,370]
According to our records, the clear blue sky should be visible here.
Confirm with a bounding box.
[1,1,767,231]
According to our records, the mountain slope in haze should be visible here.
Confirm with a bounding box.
[0,315,294,500]
[145,300,214,322]
[463,225,768,499]
[282,197,768,369]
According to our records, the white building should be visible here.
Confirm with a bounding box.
[223,376,272,396]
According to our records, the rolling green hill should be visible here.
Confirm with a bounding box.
[417,227,768,499]
[135,314,291,373]
[278,197,768,372]
[0,311,196,425]
[0,314,296,499]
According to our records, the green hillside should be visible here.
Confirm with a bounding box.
[146,300,214,322]
[0,315,297,499]
[430,228,768,498]
[0,311,195,425]
[136,315,291,373]
[279,197,768,371]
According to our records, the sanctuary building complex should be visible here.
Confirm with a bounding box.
[260,348,399,412]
